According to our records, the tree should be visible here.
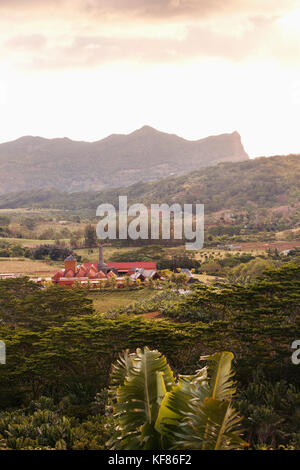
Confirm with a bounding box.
[0,279,94,331]
[108,347,247,450]
[228,258,274,284]
[70,232,81,249]
[0,215,10,226]
[123,276,133,288]
[171,272,189,291]
[84,225,97,248]
[22,218,36,231]
[32,244,73,261]
[162,262,300,387]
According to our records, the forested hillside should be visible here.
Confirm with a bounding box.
[0,154,299,213]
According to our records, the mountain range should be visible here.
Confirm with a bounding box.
[0,127,248,194]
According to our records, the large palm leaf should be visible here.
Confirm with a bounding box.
[108,348,247,450]
[110,347,175,449]
[175,398,247,450]
[155,351,247,449]
[200,352,236,400]
[109,349,134,393]
[155,369,208,434]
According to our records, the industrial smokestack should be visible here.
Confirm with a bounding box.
[98,242,104,270]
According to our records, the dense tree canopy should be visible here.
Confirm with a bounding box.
[0,262,299,449]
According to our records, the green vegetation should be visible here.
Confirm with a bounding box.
[161,262,300,325]
[0,120,299,452]
[0,397,110,450]
[105,290,181,318]
[89,288,155,313]
[0,260,298,450]
[84,224,98,248]
[0,154,299,213]
[109,245,200,270]
[32,244,74,261]
[0,237,68,247]
[0,240,31,258]
[108,348,247,450]
[198,252,275,277]
[0,278,93,331]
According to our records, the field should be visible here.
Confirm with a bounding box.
[229,241,300,251]
[89,288,155,312]
[0,258,59,276]
[192,273,221,283]
[75,245,141,262]
[1,237,68,248]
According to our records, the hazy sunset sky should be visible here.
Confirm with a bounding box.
[1,0,300,157]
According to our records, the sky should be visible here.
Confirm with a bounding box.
[0,0,300,157]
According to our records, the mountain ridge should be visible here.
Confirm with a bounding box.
[3,126,242,145]
[0,127,249,194]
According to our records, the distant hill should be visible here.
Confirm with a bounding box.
[0,154,299,213]
[0,127,248,194]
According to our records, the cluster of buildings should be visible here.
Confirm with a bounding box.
[52,244,161,288]
[0,244,199,288]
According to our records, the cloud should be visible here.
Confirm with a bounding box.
[5,34,47,51]
[0,0,60,9]
[82,0,299,20]
[6,19,299,72]
[0,0,297,19]
[0,0,300,71]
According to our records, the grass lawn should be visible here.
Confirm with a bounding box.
[0,258,60,276]
[89,288,155,313]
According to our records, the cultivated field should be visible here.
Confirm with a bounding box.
[0,258,59,276]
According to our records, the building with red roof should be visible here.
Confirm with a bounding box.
[52,250,157,288]
[83,261,156,274]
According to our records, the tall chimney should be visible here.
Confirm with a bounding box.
[98,242,104,270]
